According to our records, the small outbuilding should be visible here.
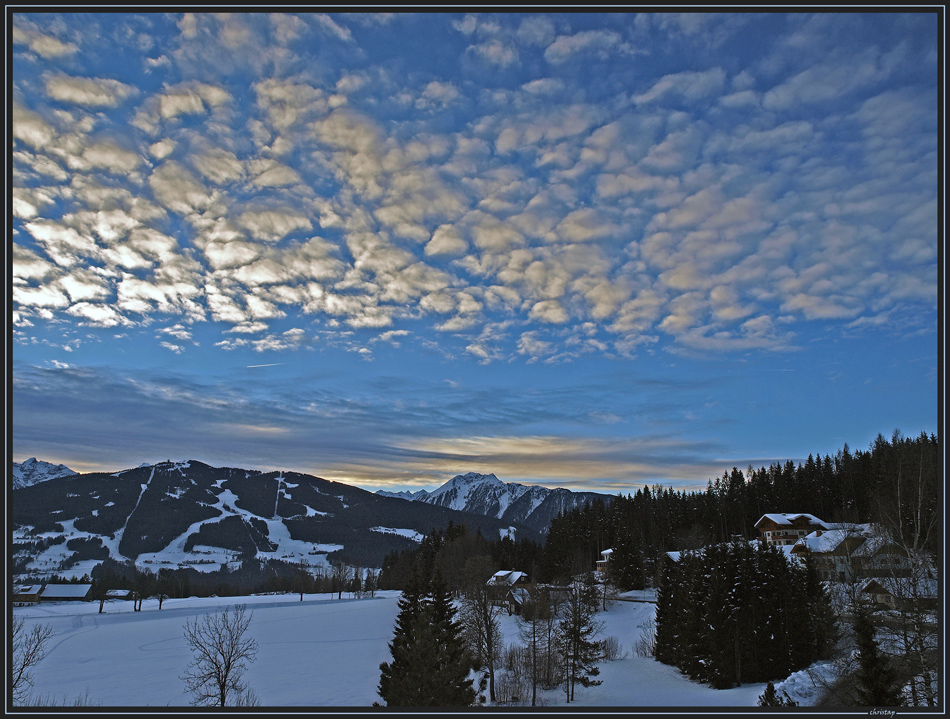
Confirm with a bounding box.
[596,548,613,574]
[13,585,42,606]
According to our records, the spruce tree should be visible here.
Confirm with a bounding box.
[557,572,604,702]
[610,528,644,591]
[376,572,427,706]
[425,574,476,706]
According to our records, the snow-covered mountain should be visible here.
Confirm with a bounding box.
[377,472,611,534]
[12,457,77,490]
[11,460,533,581]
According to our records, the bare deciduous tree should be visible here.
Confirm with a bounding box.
[459,557,506,703]
[181,604,259,707]
[364,567,379,598]
[12,616,53,705]
[331,560,352,600]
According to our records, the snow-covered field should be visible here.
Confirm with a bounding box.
[13,589,833,709]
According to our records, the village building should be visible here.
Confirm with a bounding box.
[859,576,939,612]
[486,570,529,606]
[790,526,870,581]
[754,513,836,546]
[788,523,914,583]
[595,548,613,574]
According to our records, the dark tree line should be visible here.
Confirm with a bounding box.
[377,431,937,596]
[654,541,838,688]
[540,430,938,589]
[87,556,377,607]
[378,521,545,594]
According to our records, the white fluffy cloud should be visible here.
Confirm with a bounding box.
[45,75,138,107]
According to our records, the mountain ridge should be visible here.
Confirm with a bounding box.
[12,457,77,490]
[376,471,612,535]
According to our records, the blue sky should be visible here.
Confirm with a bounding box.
[10,11,940,494]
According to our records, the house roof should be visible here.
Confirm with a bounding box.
[600,548,613,557]
[755,513,833,529]
[487,570,527,585]
[40,583,92,599]
[792,524,875,554]
[509,587,532,604]
[851,532,903,557]
[865,575,939,599]
[860,578,892,594]
[14,585,43,595]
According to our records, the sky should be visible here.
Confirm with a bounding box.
[12,589,835,709]
[9,10,940,495]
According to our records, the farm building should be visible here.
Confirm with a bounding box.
[39,583,92,602]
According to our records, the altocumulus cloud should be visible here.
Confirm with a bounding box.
[10,12,938,489]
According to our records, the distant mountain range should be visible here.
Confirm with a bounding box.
[12,457,77,489]
[377,471,611,535]
[10,460,610,581]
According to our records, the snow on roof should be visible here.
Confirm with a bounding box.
[15,585,43,594]
[794,530,847,553]
[850,531,898,557]
[756,513,832,528]
[509,587,532,603]
[600,548,613,556]
[488,570,526,585]
[861,576,939,599]
[793,524,875,553]
[41,583,92,599]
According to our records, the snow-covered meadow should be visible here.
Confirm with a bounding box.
[13,589,833,709]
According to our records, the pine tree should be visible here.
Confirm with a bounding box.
[376,573,475,707]
[853,605,902,706]
[758,681,799,706]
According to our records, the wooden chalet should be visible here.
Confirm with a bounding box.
[754,513,835,546]
[486,570,529,605]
